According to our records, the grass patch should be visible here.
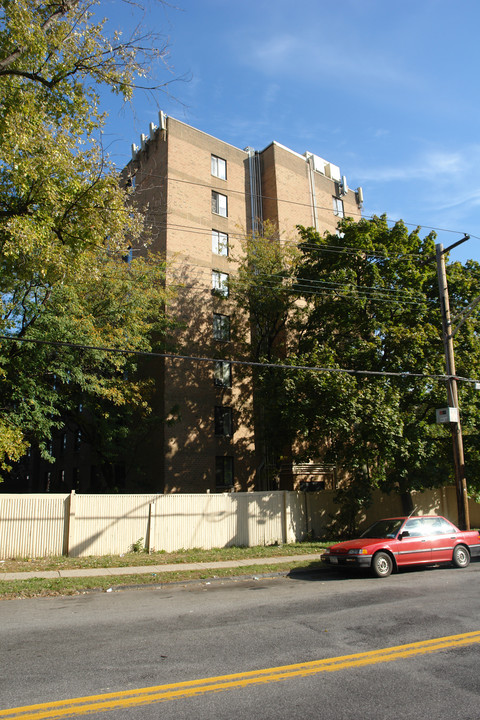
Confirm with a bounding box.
[0,542,331,574]
[0,559,324,599]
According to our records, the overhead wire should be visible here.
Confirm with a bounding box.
[128,172,480,244]
[0,334,476,385]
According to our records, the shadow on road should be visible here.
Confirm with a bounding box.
[287,557,480,582]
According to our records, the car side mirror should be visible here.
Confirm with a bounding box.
[399,530,410,539]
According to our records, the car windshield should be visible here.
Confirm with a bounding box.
[360,519,404,539]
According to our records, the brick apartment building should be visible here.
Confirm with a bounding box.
[12,114,363,495]
[121,114,363,494]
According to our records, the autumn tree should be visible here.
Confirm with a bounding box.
[0,1,175,480]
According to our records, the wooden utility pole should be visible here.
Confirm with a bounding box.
[435,240,470,530]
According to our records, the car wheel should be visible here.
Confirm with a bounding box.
[371,551,393,578]
[452,544,470,568]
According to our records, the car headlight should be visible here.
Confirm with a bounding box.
[348,548,368,555]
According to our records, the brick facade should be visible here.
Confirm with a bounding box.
[124,116,362,494]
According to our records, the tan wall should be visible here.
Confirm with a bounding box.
[122,118,362,495]
[1,489,477,559]
[127,118,256,492]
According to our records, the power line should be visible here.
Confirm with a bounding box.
[129,172,480,244]
[140,219,435,262]
[260,272,432,301]
[0,334,477,385]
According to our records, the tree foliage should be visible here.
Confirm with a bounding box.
[0,1,175,480]
[233,216,480,507]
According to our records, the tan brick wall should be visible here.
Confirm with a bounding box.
[125,117,362,494]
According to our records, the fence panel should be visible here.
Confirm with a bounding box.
[152,492,289,552]
[68,494,161,557]
[0,493,68,558]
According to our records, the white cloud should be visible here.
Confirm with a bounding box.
[241,32,418,93]
[358,149,472,184]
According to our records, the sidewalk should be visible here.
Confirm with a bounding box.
[0,553,325,582]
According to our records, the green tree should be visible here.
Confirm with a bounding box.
[229,224,302,488]
[234,216,480,512]
[0,1,175,479]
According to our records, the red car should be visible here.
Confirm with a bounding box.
[322,515,480,578]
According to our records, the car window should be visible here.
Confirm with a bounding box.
[403,519,427,537]
[421,517,455,535]
[360,519,404,538]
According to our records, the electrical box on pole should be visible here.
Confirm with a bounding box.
[436,407,459,424]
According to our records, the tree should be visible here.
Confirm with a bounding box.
[0,1,175,480]
[1,246,174,486]
[229,224,302,488]
[233,216,480,516]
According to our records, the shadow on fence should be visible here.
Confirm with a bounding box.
[0,486,474,559]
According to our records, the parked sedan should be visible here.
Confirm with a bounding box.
[322,515,480,578]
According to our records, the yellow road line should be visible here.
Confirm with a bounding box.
[2,630,480,719]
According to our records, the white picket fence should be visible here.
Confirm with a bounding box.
[0,486,475,558]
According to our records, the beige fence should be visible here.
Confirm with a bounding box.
[0,487,477,559]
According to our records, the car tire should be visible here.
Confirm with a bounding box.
[452,544,470,568]
[371,551,393,578]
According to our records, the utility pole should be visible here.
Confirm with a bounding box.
[435,238,470,530]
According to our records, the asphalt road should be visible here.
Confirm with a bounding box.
[1,562,480,719]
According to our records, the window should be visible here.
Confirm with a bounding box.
[122,246,133,264]
[403,519,425,537]
[421,517,454,535]
[214,360,232,388]
[216,456,234,488]
[212,191,227,217]
[72,467,80,489]
[211,155,227,180]
[213,313,230,341]
[74,430,81,451]
[215,406,233,437]
[212,270,229,297]
[333,197,344,217]
[212,229,228,256]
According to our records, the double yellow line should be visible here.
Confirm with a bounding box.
[2,631,480,719]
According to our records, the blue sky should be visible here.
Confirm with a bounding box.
[100,0,480,264]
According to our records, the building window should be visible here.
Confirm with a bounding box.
[216,456,234,488]
[212,229,228,256]
[333,197,344,217]
[74,430,81,451]
[122,246,133,264]
[72,467,80,489]
[211,155,227,180]
[212,270,229,297]
[215,406,233,437]
[213,313,230,341]
[212,191,227,217]
[214,360,232,388]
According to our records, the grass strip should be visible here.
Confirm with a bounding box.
[0,560,324,599]
[0,542,331,574]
